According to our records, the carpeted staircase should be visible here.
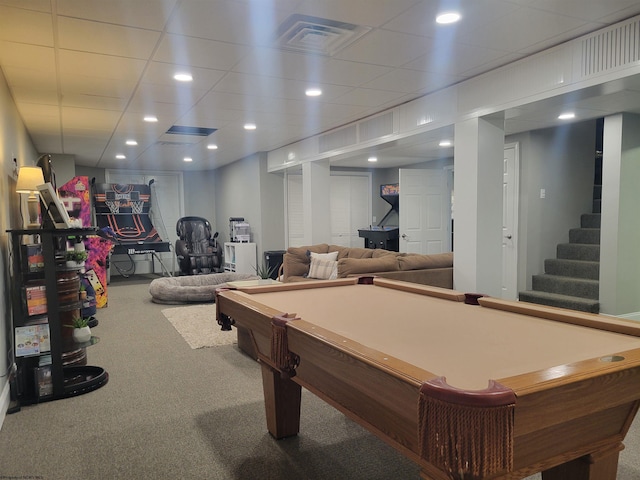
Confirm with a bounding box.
[519,151,602,313]
[519,213,601,313]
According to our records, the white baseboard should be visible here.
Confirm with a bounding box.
[0,379,11,431]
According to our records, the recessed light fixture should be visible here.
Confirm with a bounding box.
[174,73,193,82]
[439,140,452,147]
[558,112,575,120]
[207,144,218,150]
[305,88,322,97]
[368,156,378,163]
[244,123,257,130]
[183,157,193,162]
[144,115,158,122]
[125,139,138,146]
[436,12,461,24]
[116,154,126,159]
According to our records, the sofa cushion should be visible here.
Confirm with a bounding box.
[397,252,453,271]
[344,247,375,259]
[287,244,330,263]
[308,257,338,279]
[337,255,399,277]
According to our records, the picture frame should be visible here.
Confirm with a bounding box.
[37,182,71,229]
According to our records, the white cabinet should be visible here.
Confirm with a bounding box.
[224,242,257,274]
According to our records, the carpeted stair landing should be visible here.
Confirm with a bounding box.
[519,213,601,313]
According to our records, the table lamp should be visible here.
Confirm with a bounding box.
[16,166,45,229]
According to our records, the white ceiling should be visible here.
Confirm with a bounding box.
[1,0,640,171]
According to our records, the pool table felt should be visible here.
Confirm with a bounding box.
[233,282,640,390]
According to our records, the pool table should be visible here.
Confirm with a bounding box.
[215,277,640,480]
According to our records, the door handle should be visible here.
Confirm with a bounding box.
[401,234,408,239]
[505,234,512,239]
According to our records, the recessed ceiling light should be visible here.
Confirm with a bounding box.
[368,156,378,163]
[244,123,257,130]
[305,88,322,97]
[125,139,138,146]
[558,112,575,120]
[174,73,193,82]
[207,144,218,150]
[183,157,193,162]
[436,12,461,24]
[439,140,452,147]
[144,115,158,122]
[115,154,126,159]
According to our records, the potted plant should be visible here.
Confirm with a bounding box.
[65,249,88,269]
[254,261,275,282]
[67,316,92,343]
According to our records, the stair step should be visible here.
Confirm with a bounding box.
[544,259,599,280]
[518,291,600,313]
[557,243,600,261]
[532,274,599,299]
[581,213,601,229]
[569,228,600,245]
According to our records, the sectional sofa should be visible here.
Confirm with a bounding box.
[279,243,453,289]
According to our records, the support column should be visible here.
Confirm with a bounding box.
[600,113,640,316]
[302,159,331,245]
[453,114,505,296]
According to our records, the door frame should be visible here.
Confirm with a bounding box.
[502,142,520,300]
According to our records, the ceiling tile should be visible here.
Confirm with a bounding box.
[56,0,177,30]
[335,29,432,67]
[0,6,53,46]
[57,16,161,59]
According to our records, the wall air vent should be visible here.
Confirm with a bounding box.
[318,125,357,153]
[166,125,217,136]
[276,14,370,56]
[580,18,640,77]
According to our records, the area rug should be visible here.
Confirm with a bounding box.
[161,304,236,349]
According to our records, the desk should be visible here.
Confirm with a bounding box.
[216,277,640,480]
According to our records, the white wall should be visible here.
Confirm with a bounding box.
[0,68,40,427]
[213,152,285,265]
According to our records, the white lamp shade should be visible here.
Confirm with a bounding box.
[16,166,45,193]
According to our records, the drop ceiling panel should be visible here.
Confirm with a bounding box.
[56,0,177,30]
[295,0,418,28]
[0,6,53,45]
[167,0,292,45]
[336,29,432,67]
[57,17,161,59]
[153,34,249,70]
[0,42,55,70]
[1,66,58,92]
[61,107,122,131]
[58,50,147,82]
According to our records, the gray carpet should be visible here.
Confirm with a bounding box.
[1,275,639,479]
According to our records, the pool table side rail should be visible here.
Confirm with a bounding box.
[480,297,640,337]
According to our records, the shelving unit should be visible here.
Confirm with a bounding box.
[8,228,108,409]
[223,242,257,274]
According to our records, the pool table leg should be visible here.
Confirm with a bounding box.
[541,442,623,480]
[261,362,301,439]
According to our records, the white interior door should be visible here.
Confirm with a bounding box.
[286,173,304,247]
[399,168,450,254]
[502,143,519,299]
[330,174,369,247]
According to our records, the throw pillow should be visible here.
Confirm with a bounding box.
[309,250,339,262]
[308,257,338,280]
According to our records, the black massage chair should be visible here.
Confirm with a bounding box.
[175,216,222,275]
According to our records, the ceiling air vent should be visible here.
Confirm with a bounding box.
[276,14,370,56]
[166,125,217,136]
